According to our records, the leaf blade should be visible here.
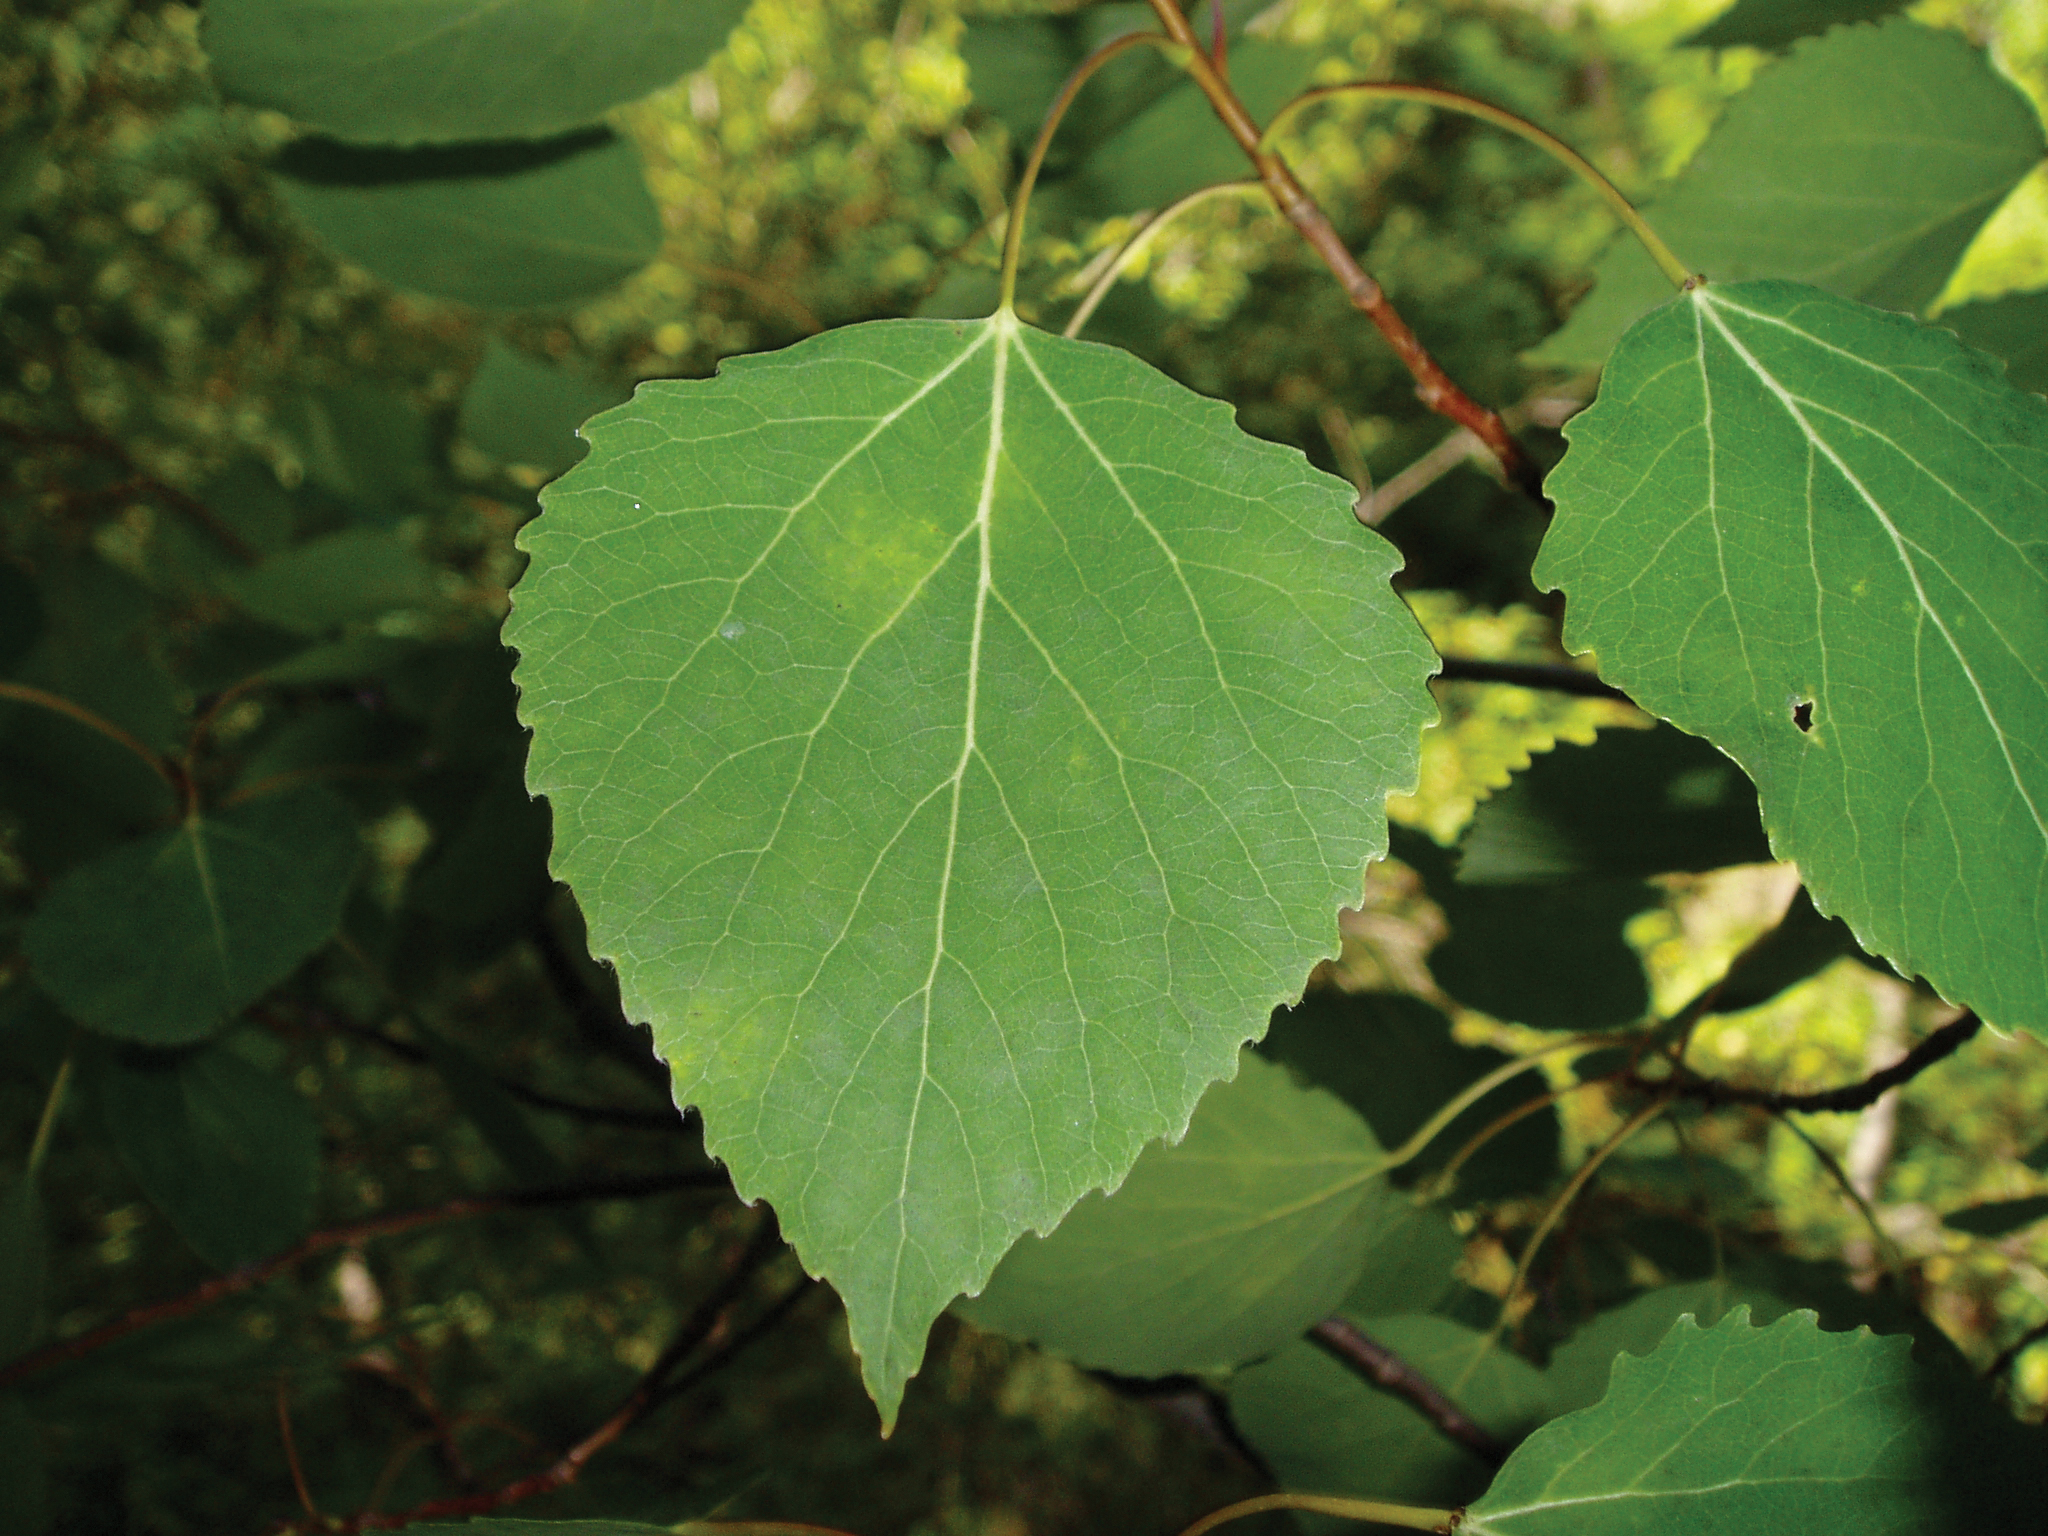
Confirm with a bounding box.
[508,312,1438,1420]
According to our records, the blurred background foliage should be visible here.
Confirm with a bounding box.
[4,1,2048,1532]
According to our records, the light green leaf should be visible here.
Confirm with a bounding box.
[459,339,631,479]
[1536,21,2044,366]
[1231,1314,1542,1517]
[1939,289,2048,396]
[509,309,1437,1422]
[94,1041,320,1270]
[1543,1280,1793,1416]
[203,0,747,145]
[23,787,361,1045]
[1463,1309,1992,1534]
[956,1052,1395,1378]
[274,131,662,310]
[226,529,443,634]
[1537,280,2048,1036]
[1687,0,1909,50]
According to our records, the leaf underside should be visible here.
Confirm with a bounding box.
[1539,280,2048,1037]
[510,310,1437,1421]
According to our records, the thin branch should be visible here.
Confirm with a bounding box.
[1308,1316,1507,1467]
[277,1375,321,1519]
[1140,0,1537,497]
[328,1223,786,1532]
[1432,656,1631,702]
[1639,1012,1981,1115]
[0,679,185,795]
[1776,1112,1907,1289]
[0,1171,726,1390]
[308,1013,682,1131]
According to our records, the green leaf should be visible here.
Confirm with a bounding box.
[93,1040,320,1270]
[1536,21,2044,366]
[396,1523,680,1535]
[0,560,44,674]
[1261,989,1560,1200]
[226,529,443,635]
[203,0,747,145]
[1456,724,1769,884]
[1395,828,1651,1033]
[1462,1308,1997,1534]
[1710,885,1873,1013]
[1537,280,2048,1037]
[1687,0,1910,50]
[1939,289,2048,397]
[1543,1280,1793,1415]
[0,1178,46,1362]
[23,787,361,1045]
[509,310,1438,1422]
[274,131,662,310]
[956,1052,1395,1378]
[1341,1200,1466,1316]
[1231,1314,1542,1515]
[413,1023,565,1188]
[1940,1193,2048,1237]
[459,339,631,479]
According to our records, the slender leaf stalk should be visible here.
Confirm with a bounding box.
[1063,180,1269,338]
[1368,1033,1612,1179]
[1262,83,1696,290]
[0,679,182,795]
[1000,30,1184,309]
[26,1048,76,1179]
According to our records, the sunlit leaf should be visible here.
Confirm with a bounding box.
[1538,280,2048,1036]
[509,309,1437,1421]
[93,1040,320,1270]
[956,1052,1394,1378]
[203,0,748,144]
[1463,1308,2016,1534]
[23,787,361,1045]
[274,131,661,310]
[1537,21,2043,366]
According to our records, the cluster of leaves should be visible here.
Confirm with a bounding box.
[6,1,2048,1534]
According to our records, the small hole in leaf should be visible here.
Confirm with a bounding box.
[1792,699,1814,733]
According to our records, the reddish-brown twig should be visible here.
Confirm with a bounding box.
[0,1171,725,1390]
[1308,1316,1507,1466]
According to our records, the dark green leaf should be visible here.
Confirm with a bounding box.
[0,1178,46,1361]
[1538,281,2048,1037]
[458,339,630,478]
[0,560,45,675]
[1261,987,1560,1199]
[1543,1280,1793,1415]
[1456,724,1769,884]
[1688,0,1910,50]
[413,1024,565,1188]
[276,386,440,524]
[1938,289,2048,397]
[204,0,748,145]
[0,1397,49,1536]
[93,1040,319,1270]
[1397,828,1652,1033]
[1341,1199,1466,1316]
[275,131,661,310]
[397,1523,679,1535]
[956,1053,1395,1379]
[23,787,360,1045]
[509,310,1438,1421]
[226,530,443,635]
[1940,1194,2048,1237]
[1536,22,2044,366]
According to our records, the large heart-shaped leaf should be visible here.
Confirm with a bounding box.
[956,1052,1396,1378]
[509,309,1437,1421]
[1464,1309,2025,1534]
[203,0,749,145]
[1538,281,2048,1037]
[1536,21,2044,367]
